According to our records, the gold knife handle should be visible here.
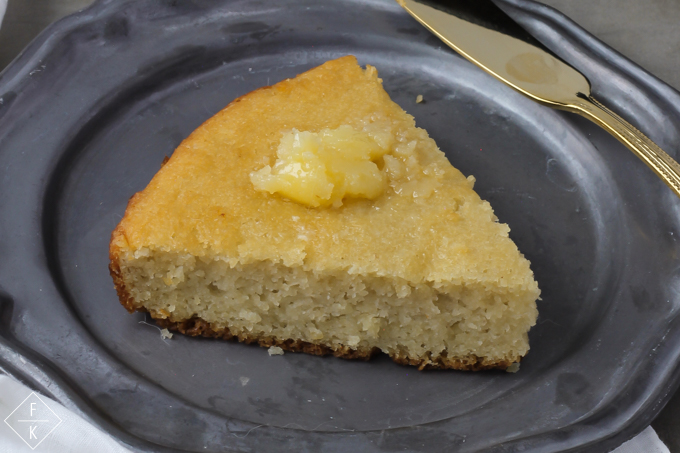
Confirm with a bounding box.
[571,95,680,198]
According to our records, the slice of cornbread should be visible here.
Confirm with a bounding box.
[109,56,540,370]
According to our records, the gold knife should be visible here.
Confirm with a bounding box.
[396,0,680,198]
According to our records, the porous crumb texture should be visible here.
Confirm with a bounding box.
[110,56,540,370]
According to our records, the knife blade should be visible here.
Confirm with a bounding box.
[396,0,680,199]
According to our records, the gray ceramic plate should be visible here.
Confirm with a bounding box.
[1,0,680,451]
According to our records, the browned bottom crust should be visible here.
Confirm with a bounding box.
[110,251,518,371]
[149,313,518,371]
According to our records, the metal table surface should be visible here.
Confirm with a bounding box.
[0,0,678,451]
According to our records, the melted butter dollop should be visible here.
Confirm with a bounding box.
[250,125,390,208]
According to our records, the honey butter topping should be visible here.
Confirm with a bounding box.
[250,125,391,208]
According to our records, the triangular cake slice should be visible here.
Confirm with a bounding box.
[109,56,540,370]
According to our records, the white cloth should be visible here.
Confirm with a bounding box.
[0,376,132,452]
[613,426,670,453]
[0,374,670,452]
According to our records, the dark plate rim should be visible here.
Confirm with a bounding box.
[0,0,679,452]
